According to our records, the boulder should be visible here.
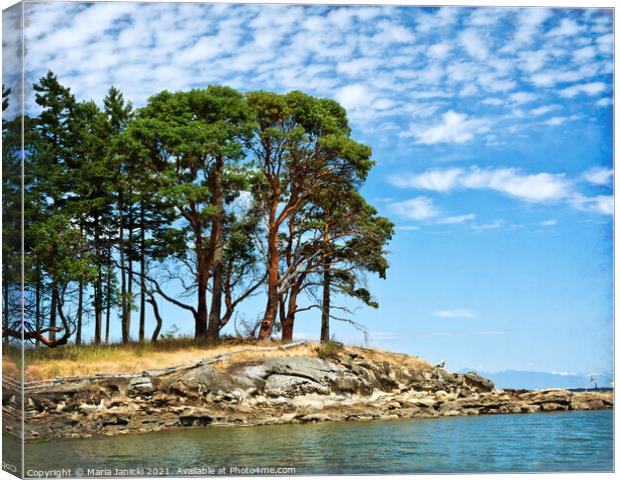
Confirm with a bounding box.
[264,374,329,398]
[462,372,495,392]
[330,373,373,395]
[128,376,154,394]
[264,357,343,384]
[173,365,236,393]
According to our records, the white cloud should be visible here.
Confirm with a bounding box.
[517,50,548,73]
[559,82,607,98]
[391,167,462,192]
[459,29,489,60]
[415,7,459,34]
[472,220,504,230]
[511,8,552,47]
[436,213,476,224]
[547,18,583,37]
[596,33,613,55]
[570,194,613,215]
[433,309,477,318]
[389,197,474,225]
[428,42,452,59]
[583,167,613,186]
[393,166,613,216]
[595,97,613,107]
[373,98,396,110]
[539,219,558,226]
[530,104,561,116]
[573,45,597,62]
[335,83,375,111]
[543,115,579,126]
[16,3,613,151]
[337,57,379,76]
[395,225,420,231]
[482,97,503,106]
[510,91,537,104]
[373,20,415,44]
[530,73,556,87]
[389,197,439,221]
[393,166,572,203]
[469,168,570,201]
[406,110,490,144]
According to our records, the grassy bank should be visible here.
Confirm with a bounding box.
[2,338,431,381]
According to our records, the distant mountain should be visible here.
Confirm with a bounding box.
[458,369,614,390]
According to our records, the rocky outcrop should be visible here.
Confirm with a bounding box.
[2,346,613,441]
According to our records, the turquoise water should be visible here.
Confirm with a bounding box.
[12,410,614,475]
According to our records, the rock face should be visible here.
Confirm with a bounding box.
[2,348,613,441]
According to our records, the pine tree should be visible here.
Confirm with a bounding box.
[103,86,133,343]
[246,91,374,340]
[125,87,252,340]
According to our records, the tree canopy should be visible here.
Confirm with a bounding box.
[2,74,394,347]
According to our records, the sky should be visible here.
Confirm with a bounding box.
[2,2,614,375]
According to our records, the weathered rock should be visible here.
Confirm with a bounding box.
[178,408,213,427]
[5,348,612,441]
[264,374,329,398]
[462,372,495,392]
[296,413,332,423]
[173,365,236,392]
[128,376,154,394]
[264,357,342,383]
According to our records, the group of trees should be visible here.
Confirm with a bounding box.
[2,72,394,347]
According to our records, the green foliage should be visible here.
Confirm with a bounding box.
[317,340,344,359]
[6,74,395,347]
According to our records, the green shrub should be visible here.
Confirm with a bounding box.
[317,340,343,359]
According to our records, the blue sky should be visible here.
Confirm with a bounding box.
[3,3,613,374]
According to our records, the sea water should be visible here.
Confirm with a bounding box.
[8,409,613,476]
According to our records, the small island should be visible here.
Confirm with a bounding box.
[3,340,612,440]
[1,3,613,475]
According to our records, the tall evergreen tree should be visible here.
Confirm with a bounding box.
[125,87,252,340]
[246,91,373,340]
[103,86,133,343]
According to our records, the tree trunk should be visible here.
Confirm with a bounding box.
[76,223,83,345]
[120,190,128,344]
[208,261,223,341]
[207,157,224,341]
[49,285,57,342]
[278,296,286,329]
[105,263,111,344]
[282,274,305,343]
[195,243,209,338]
[3,282,10,346]
[35,275,41,347]
[281,293,297,343]
[259,205,279,340]
[139,199,146,342]
[94,216,102,345]
[148,295,163,343]
[94,270,102,345]
[126,200,134,343]
[76,277,83,345]
[320,267,331,343]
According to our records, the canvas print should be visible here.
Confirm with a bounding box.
[2,1,614,477]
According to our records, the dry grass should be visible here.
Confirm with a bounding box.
[214,343,321,369]
[1,337,431,381]
[2,354,20,379]
[345,345,432,371]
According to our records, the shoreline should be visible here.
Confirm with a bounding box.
[2,343,613,441]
